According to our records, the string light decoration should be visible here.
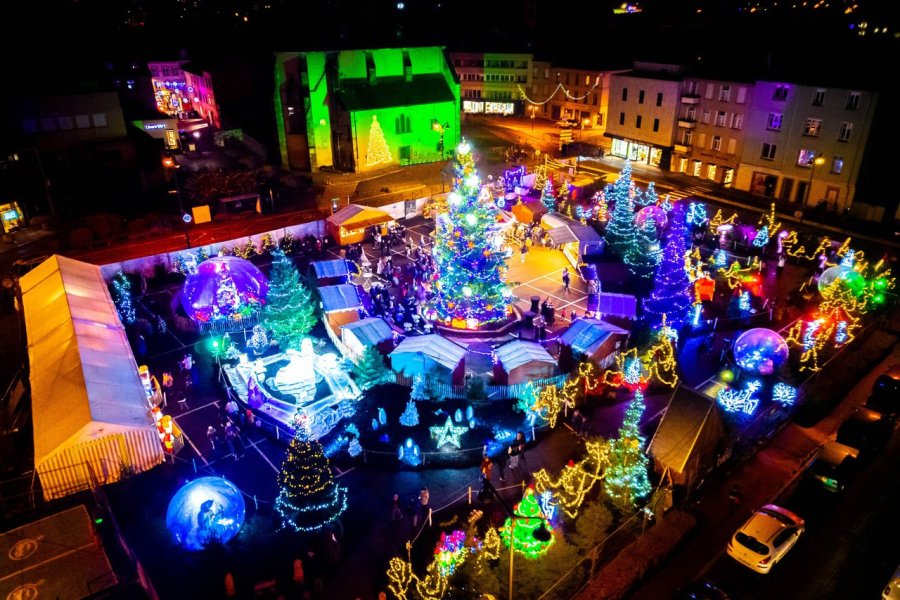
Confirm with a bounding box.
[754,203,781,247]
[753,226,769,248]
[263,249,317,348]
[387,557,415,600]
[707,209,737,235]
[604,390,652,510]
[275,424,348,532]
[738,291,751,312]
[531,384,573,429]
[435,530,469,576]
[684,247,708,282]
[716,380,762,415]
[366,115,392,167]
[110,272,136,324]
[480,526,501,563]
[714,249,728,268]
[399,399,419,427]
[686,201,708,228]
[603,161,640,259]
[645,204,693,328]
[429,141,511,328]
[539,490,558,522]
[718,257,762,289]
[541,178,556,212]
[601,323,679,391]
[534,439,609,519]
[771,382,798,406]
[430,416,468,449]
[517,78,602,105]
[626,218,662,278]
[500,488,555,558]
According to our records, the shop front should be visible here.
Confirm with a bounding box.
[610,138,667,167]
[462,100,517,115]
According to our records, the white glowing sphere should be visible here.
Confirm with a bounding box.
[465,213,477,225]
[463,286,473,297]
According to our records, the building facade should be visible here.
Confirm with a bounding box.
[672,77,754,187]
[604,64,685,169]
[182,64,219,128]
[147,60,193,117]
[449,52,531,115]
[275,47,460,173]
[735,81,876,211]
[527,63,613,130]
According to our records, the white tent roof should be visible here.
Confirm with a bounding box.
[494,340,555,372]
[391,334,466,372]
[21,256,156,466]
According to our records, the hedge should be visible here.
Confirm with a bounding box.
[579,510,698,600]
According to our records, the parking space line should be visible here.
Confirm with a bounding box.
[245,439,280,473]
[335,467,355,479]
[174,400,219,418]
[181,431,209,465]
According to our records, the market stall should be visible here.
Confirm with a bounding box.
[541,214,604,269]
[341,316,395,361]
[492,339,558,385]
[390,334,466,385]
[326,204,394,246]
[557,317,629,372]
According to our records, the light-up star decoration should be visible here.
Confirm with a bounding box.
[430,416,468,449]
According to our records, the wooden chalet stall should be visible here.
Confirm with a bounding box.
[326,204,393,246]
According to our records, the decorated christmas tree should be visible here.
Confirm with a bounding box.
[399,399,419,427]
[110,272,136,324]
[215,265,241,315]
[275,423,347,532]
[500,487,554,558]
[541,179,556,212]
[430,140,511,328]
[410,374,428,401]
[644,204,693,329]
[626,219,662,278]
[353,346,389,390]
[263,249,317,349]
[366,115,392,168]
[604,390,651,511]
[603,161,639,258]
[247,324,269,355]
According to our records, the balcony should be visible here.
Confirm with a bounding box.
[681,94,701,104]
[674,144,691,153]
[677,118,697,129]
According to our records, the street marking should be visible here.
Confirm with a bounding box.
[181,431,209,465]
[245,438,280,473]
[335,466,356,479]
[174,400,219,418]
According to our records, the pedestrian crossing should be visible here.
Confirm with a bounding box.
[663,186,713,202]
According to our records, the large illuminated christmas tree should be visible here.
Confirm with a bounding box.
[604,390,651,511]
[275,422,348,532]
[430,140,510,328]
[263,249,317,349]
[643,204,693,329]
[603,161,639,258]
[501,487,554,558]
[366,115,392,167]
[626,219,662,278]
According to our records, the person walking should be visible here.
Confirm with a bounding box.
[562,267,570,293]
[412,487,430,528]
[513,431,527,471]
[520,242,528,263]
[776,253,786,277]
[206,425,219,452]
[507,444,520,478]
[391,493,404,524]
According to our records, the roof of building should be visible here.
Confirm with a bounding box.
[648,390,717,473]
[327,204,393,229]
[342,317,394,347]
[494,340,556,372]
[318,284,361,313]
[337,73,456,111]
[391,334,466,371]
[311,259,350,280]
[558,318,628,356]
[597,292,638,319]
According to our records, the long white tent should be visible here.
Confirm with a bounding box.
[21,255,163,500]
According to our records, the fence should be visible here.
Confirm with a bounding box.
[390,371,568,401]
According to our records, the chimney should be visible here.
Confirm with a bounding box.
[366,53,377,85]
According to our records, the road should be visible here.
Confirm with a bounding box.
[703,418,900,599]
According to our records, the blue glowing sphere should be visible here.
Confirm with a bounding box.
[733,328,789,375]
[166,477,245,550]
[635,205,668,231]
[180,256,268,322]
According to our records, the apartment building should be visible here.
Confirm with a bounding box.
[604,64,685,169]
[449,52,531,115]
[673,77,754,187]
[735,81,877,211]
[147,60,192,117]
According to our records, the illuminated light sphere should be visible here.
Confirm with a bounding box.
[733,328,790,375]
[720,369,735,382]
[462,286,473,297]
[456,141,471,155]
[180,257,268,322]
[817,266,865,297]
[465,213,477,226]
[448,192,462,206]
[166,477,245,551]
[635,205,668,231]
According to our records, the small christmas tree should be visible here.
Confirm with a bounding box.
[110,272,136,324]
[275,423,348,532]
[625,219,661,278]
[501,488,554,558]
[604,390,651,511]
[603,161,639,258]
[214,265,241,316]
[247,324,269,355]
[753,225,769,248]
[410,374,428,401]
[353,346,389,390]
[644,204,693,329]
[263,249,317,349]
[541,179,556,212]
[366,115,392,168]
[399,399,419,426]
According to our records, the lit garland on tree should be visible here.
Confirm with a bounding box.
[110,272,136,324]
[626,218,662,278]
[604,390,651,511]
[262,249,317,349]
[275,421,348,532]
[353,346,389,389]
[429,141,511,328]
[366,115,392,167]
[541,178,556,212]
[500,488,554,558]
[644,204,692,329]
[603,161,639,258]
[399,399,419,427]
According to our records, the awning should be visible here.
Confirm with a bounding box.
[311,259,350,280]
[319,284,362,313]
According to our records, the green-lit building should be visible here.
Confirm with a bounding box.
[274,47,460,173]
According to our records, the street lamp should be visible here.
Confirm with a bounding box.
[433,121,450,160]
[529,106,537,131]
[163,156,192,249]
[805,155,826,205]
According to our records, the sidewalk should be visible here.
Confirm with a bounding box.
[627,338,900,600]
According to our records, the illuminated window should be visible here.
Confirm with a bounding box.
[803,118,822,136]
[766,113,783,131]
[797,149,817,166]
[723,168,734,186]
[692,160,702,176]
[831,156,844,174]
[711,135,722,151]
[773,84,789,100]
[707,164,717,180]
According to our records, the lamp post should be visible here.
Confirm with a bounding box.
[530,106,536,131]
[163,156,192,249]
[433,121,450,160]
[805,155,826,205]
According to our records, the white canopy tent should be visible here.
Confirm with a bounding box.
[21,256,163,500]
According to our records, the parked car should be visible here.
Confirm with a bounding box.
[726,504,805,573]
[836,407,894,460]
[805,441,859,492]
[883,563,900,600]
[677,579,730,599]
[866,365,900,417]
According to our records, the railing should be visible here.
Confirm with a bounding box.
[389,372,567,401]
